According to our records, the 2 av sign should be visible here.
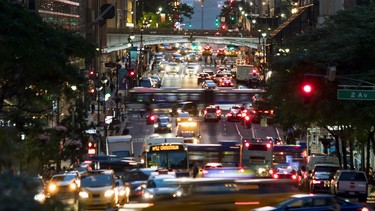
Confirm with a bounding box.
[337,89,375,101]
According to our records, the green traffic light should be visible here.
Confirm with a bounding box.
[231,16,234,21]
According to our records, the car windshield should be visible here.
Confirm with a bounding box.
[148,178,179,188]
[51,174,76,182]
[314,172,332,179]
[159,118,169,123]
[81,175,113,187]
[123,171,152,181]
[206,108,217,113]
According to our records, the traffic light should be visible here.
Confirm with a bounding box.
[189,23,192,28]
[302,84,312,94]
[221,24,226,30]
[215,17,219,27]
[127,69,136,79]
[231,16,235,21]
[300,82,314,103]
[89,69,95,79]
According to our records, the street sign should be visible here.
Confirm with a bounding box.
[337,89,375,100]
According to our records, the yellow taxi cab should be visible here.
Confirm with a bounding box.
[78,170,119,210]
[202,46,212,55]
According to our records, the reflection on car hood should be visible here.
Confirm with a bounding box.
[252,206,277,211]
[81,185,113,191]
[147,187,180,194]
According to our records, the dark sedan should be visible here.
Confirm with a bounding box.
[252,194,370,211]
[226,106,243,122]
[310,171,334,193]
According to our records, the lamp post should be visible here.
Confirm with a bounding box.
[71,85,77,136]
[261,32,267,63]
[95,81,103,155]
[100,75,108,138]
[138,26,144,86]
[201,0,204,30]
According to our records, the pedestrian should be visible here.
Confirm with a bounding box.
[91,103,95,114]
[192,162,199,178]
[139,110,144,118]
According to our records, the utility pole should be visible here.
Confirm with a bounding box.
[201,0,204,30]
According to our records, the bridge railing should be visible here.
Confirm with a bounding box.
[107,28,256,38]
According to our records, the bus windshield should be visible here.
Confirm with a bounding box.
[146,151,188,169]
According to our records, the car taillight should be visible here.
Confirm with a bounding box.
[273,174,279,179]
[361,207,369,211]
[312,180,321,184]
[292,175,297,180]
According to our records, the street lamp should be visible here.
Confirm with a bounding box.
[261,32,267,64]
[138,26,144,86]
[201,0,205,30]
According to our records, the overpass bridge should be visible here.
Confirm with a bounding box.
[104,28,261,53]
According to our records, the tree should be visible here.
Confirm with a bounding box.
[0,2,96,172]
[136,0,194,27]
[266,5,375,169]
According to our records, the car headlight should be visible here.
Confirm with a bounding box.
[154,124,158,128]
[173,189,183,197]
[69,183,77,191]
[258,167,266,175]
[104,189,115,198]
[34,193,46,203]
[143,191,154,199]
[48,184,57,193]
[167,124,172,128]
[79,191,89,198]
[119,189,126,196]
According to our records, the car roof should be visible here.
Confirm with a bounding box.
[206,83,217,86]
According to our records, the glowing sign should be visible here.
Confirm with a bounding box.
[150,145,183,151]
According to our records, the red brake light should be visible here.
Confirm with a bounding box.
[266,143,272,148]
[244,142,250,148]
[244,116,250,121]
[273,174,279,179]
[150,116,155,120]
[292,175,297,180]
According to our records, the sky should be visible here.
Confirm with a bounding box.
[181,0,223,30]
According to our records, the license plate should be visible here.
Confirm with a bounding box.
[349,192,355,195]
[93,200,100,205]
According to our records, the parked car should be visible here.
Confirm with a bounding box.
[330,170,368,202]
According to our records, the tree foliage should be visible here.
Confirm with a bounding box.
[265,5,375,169]
[136,0,194,26]
[0,1,96,128]
[0,2,96,172]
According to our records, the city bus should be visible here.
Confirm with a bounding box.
[273,144,307,170]
[144,141,240,174]
[241,138,273,177]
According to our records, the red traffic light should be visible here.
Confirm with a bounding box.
[302,84,313,94]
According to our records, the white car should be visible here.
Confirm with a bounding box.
[165,62,180,74]
[142,174,184,201]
